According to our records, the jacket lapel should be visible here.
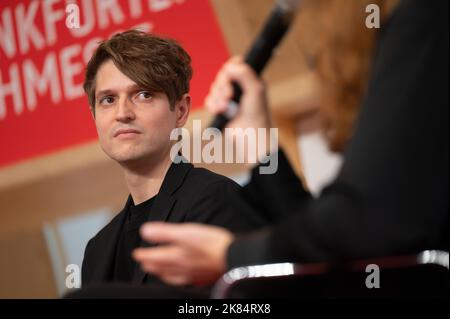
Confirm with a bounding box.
[132,159,193,283]
[87,196,132,283]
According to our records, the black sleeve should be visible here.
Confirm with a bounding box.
[185,178,267,234]
[242,150,312,223]
[228,0,449,268]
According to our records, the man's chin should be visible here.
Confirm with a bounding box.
[115,156,146,166]
[106,147,169,168]
[112,153,157,168]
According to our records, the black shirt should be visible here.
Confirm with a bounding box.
[112,195,156,281]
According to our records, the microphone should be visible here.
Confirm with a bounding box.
[210,0,301,130]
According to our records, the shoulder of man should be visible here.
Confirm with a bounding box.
[178,166,265,232]
[184,165,240,189]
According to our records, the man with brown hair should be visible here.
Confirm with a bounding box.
[81,30,264,286]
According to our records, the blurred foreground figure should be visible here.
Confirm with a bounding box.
[134,0,448,287]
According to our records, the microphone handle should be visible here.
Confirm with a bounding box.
[210,5,292,130]
[210,83,242,130]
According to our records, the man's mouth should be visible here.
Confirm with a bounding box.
[114,129,141,138]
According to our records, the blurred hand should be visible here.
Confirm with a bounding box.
[133,222,234,286]
[205,56,277,166]
[205,56,271,131]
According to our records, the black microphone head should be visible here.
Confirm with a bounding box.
[210,0,302,130]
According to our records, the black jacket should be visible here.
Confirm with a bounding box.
[228,0,449,268]
[82,160,265,285]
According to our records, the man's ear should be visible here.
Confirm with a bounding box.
[175,94,191,128]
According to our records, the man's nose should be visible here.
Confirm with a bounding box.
[115,97,136,122]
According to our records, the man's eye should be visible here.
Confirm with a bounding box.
[99,96,115,105]
[137,91,152,100]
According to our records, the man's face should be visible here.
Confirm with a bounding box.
[93,60,189,165]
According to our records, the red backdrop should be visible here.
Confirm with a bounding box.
[0,0,229,167]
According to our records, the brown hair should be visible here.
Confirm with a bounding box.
[83,30,193,114]
[302,0,399,151]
